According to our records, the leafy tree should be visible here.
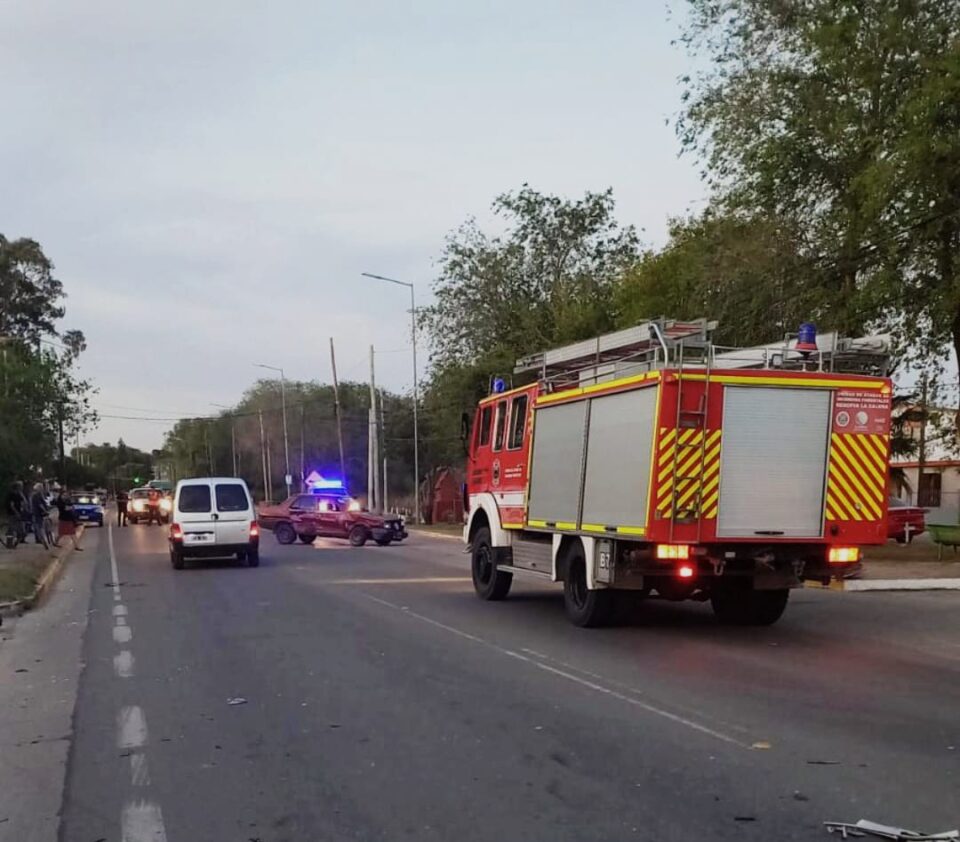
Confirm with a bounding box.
[0,235,66,344]
[0,235,97,487]
[678,0,960,397]
[420,185,640,465]
[614,211,824,346]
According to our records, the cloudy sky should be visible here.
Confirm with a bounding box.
[2,0,704,451]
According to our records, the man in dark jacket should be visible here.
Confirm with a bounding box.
[117,489,128,526]
[5,481,28,543]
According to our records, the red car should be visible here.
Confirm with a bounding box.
[887,496,926,543]
[257,492,407,547]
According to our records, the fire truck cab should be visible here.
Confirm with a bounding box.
[464,319,892,627]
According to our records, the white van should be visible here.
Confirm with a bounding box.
[169,477,260,569]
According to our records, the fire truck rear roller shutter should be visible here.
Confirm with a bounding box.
[581,387,657,533]
[716,386,830,538]
[527,400,588,527]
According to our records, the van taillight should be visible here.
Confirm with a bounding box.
[170,523,183,540]
[250,521,260,538]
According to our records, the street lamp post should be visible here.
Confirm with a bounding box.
[254,364,291,497]
[361,272,420,525]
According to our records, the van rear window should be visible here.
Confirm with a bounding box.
[216,484,249,512]
[178,485,211,513]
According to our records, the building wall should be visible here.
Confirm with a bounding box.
[893,463,960,524]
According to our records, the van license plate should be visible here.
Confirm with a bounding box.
[185,532,212,543]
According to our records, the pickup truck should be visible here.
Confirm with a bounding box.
[257,493,407,547]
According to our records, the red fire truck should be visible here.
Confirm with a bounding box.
[463,319,892,627]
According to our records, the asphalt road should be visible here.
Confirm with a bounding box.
[28,523,960,840]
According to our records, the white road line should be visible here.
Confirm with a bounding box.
[362,593,747,748]
[117,706,148,749]
[130,753,151,786]
[113,625,133,644]
[114,650,135,678]
[113,604,128,616]
[108,524,121,600]
[121,800,167,842]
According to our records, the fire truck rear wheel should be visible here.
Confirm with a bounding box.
[563,548,614,628]
[710,583,789,626]
[471,527,512,600]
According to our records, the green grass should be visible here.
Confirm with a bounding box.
[0,537,64,602]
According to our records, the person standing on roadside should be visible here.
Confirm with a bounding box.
[116,488,128,527]
[30,483,49,549]
[55,488,83,551]
[4,481,27,544]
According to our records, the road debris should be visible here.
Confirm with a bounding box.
[226,697,247,706]
[825,819,959,840]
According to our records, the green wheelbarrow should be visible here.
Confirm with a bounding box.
[926,523,960,561]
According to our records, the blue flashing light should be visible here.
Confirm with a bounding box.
[796,321,818,353]
[492,377,506,394]
[306,473,346,492]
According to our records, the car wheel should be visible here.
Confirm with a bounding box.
[375,537,392,546]
[348,525,368,547]
[562,544,613,627]
[711,582,790,626]
[247,549,260,567]
[236,550,247,563]
[471,526,512,600]
[171,548,185,570]
[275,522,296,545]
[298,534,315,545]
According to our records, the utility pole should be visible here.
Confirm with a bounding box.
[299,404,305,491]
[58,405,66,484]
[205,423,214,475]
[917,376,928,506]
[329,338,346,482]
[266,436,274,501]
[258,409,269,501]
[368,345,380,511]
[360,273,420,524]
[254,364,291,496]
[380,387,387,510]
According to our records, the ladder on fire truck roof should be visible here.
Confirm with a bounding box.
[514,318,717,388]
[514,319,890,389]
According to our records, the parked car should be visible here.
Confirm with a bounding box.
[71,493,105,527]
[168,477,259,569]
[258,492,407,547]
[888,496,926,543]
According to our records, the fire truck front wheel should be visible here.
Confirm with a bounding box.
[563,547,614,628]
[471,527,512,600]
[710,582,789,626]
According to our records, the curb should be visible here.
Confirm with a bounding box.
[844,577,960,592]
[0,525,86,616]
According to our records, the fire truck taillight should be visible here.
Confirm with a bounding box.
[828,546,860,563]
[655,544,691,560]
[677,564,695,579]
